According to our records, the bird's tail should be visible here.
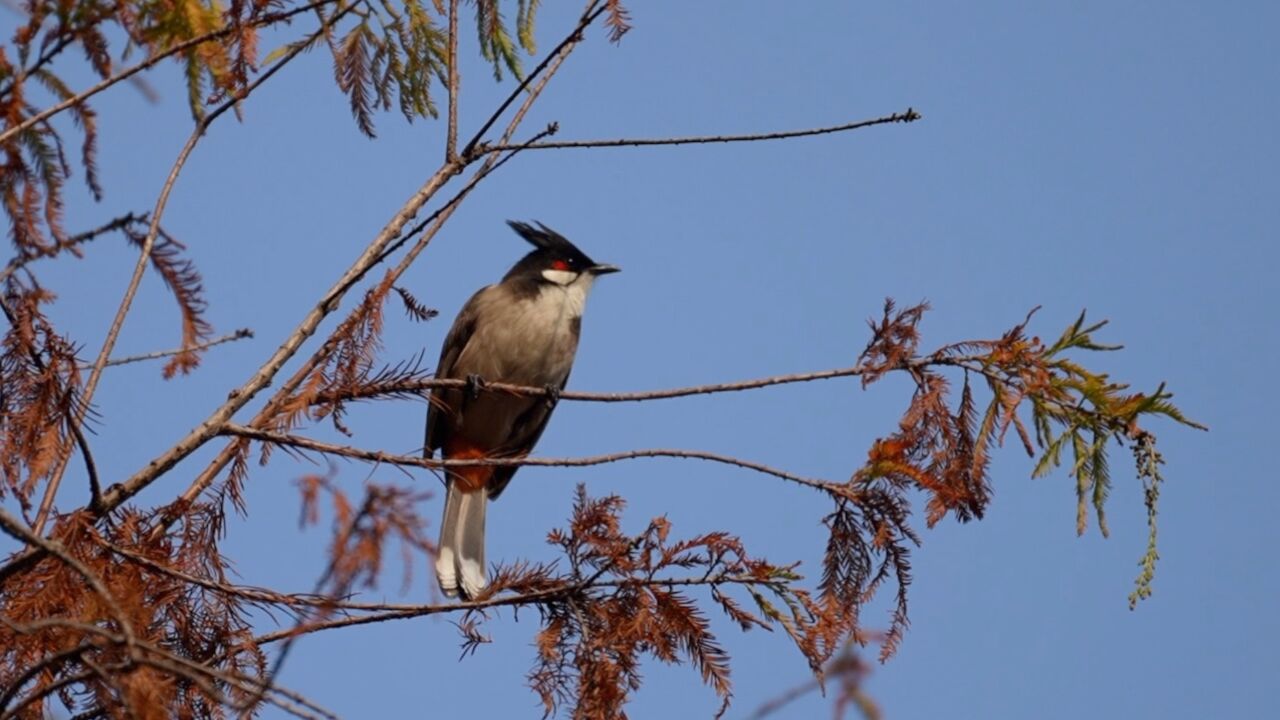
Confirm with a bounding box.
[435,452,490,598]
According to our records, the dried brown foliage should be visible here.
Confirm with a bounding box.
[0,2,1199,718]
[0,507,268,718]
[120,223,213,378]
[0,279,83,512]
[297,475,435,597]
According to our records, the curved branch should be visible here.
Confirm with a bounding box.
[217,423,843,495]
[317,353,989,409]
[484,108,922,152]
[330,363,886,406]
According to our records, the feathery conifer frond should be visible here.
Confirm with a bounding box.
[121,224,213,378]
[0,279,84,509]
[472,0,523,80]
[336,21,379,137]
[393,285,439,322]
[604,0,631,43]
[518,486,798,718]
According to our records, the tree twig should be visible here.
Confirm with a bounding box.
[445,0,460,162]
[217,423,843,495]
[95,328,255,369]
[328,362,902,405]
[252,572,773,645]
[0,212,145,284]
[484,108,922,152]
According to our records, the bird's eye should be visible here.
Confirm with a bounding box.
[551,259,571,271]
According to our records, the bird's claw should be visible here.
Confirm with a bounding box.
[543,383,561,409]
[465,374,486,400]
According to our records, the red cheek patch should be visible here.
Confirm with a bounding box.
[551,260,570,271]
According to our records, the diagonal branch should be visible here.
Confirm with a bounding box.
[484,108,922,152]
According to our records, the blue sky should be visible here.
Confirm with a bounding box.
[5,1,1278,717]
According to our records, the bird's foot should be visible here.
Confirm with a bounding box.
[542,383,561,409]
[465,373,486,400]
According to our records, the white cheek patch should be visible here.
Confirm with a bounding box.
[541,268,579,286]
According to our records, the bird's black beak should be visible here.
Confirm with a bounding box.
[589,263,621,275]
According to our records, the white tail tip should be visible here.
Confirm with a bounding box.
[459,557,487,598]
[436,547,459,598]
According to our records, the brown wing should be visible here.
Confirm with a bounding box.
[486,370,571,500]
[424,288,485,459]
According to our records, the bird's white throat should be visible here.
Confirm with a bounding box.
[538,269,594,317]
[540,268,579,286]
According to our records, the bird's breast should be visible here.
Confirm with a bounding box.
[468,285,584,386]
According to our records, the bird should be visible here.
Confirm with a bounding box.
[425,220,619,598]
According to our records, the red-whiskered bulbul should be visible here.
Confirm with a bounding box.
[425,220,619,598]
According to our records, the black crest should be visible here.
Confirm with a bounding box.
[504,220,599,280]
[507,220,583,255]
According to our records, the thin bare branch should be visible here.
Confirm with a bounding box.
[217,423,841,495]
[0,212,145,284]
[328,362,895,405]
[253,572,773,645]
[94,537,322,612]
[446,0,460,161]
[96,328,254,369]
[484,108,922,152]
